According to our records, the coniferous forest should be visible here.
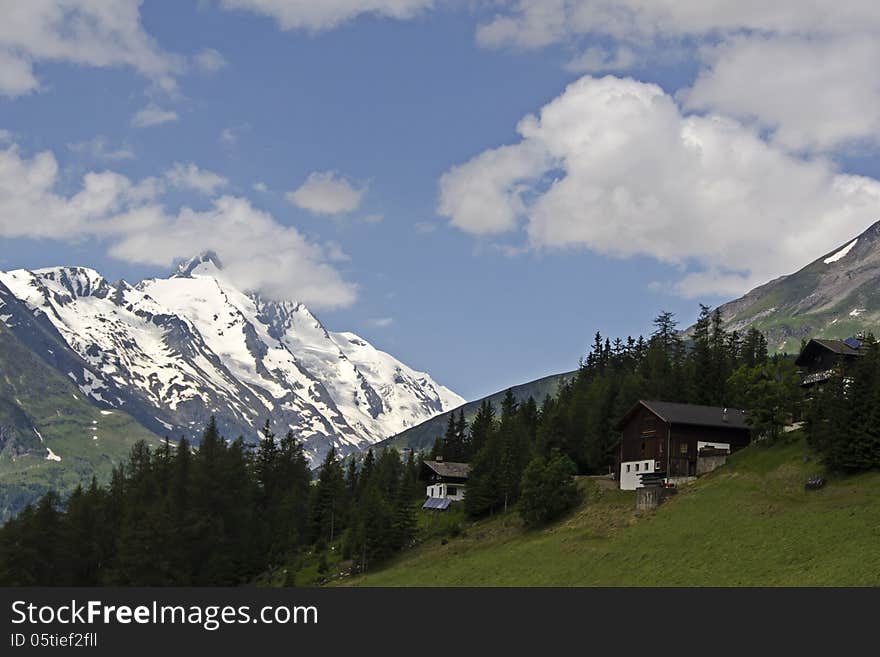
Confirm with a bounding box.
[0,307,877,586]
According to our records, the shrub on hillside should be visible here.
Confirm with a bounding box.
[518,451,580,527]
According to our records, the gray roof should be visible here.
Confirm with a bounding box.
[631,400,750,430]
[422,460,471,479]
[795,338,863,366]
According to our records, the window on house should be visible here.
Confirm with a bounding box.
[680,443,689,455]
[448,486,457,496]
[635,463,640,471]
[626,464,631,473]
[645,462,649,470]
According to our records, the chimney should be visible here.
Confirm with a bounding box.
[722,408,728,423]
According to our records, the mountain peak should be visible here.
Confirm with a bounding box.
[173,251,224,278]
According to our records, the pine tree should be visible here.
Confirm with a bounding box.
[441,412,460,461]
[468,399,496,456]
[311,447,346,544]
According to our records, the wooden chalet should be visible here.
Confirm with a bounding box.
[794,337,864,388]
[616,400,751,490]
[421,458,470,504]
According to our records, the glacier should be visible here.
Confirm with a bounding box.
[0,254,463,465]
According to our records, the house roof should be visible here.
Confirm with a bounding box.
[618,400,750,431]
[795,338,863,366]
[422,460,471,479]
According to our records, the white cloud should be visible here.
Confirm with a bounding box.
[0,141,355,309]
[287,171,365,215]
[0,142,161,240]
[219,0,434,31]
[363,213,384,224]
[476,1,880,152]
[194,48,226,73]
[477,1,880,48]
[165,162,228,195]
[438,75,880,298]
[131,104,179,128]
[253,181,268,192]
[68,136,135,162]
[684,35,880,152]
[109,197,357,308]
[0,0,181,97]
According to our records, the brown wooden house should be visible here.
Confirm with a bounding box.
[616,400,751,489]
[794,337,863,388]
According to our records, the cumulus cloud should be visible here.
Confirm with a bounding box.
[68,136,135,162]
[131,104,179,128]
[366,317,394,328]
[477,1,880,49]
[438,75,880,298]
[0,0,181,97]
[165,162,228,195]
[219,0,434,31]
[684,35,880,152]
[109,197,356,307]
[476,1,880,152]
[287,171,365,215]
[0,141,355,309]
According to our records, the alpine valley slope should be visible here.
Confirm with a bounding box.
[716,220,880,352]
[0,294,161,521]
[0,254,463,475]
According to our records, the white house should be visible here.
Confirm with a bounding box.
[421,458,470,503]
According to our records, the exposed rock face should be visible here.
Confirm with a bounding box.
[711,220,880,352]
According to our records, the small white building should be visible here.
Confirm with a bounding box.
[421,458,470,504]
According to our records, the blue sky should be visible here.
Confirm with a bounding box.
[2,2,880,400]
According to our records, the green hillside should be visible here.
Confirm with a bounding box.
[0,322,160,521]
[376,371,575,453]
[342,434,880,586]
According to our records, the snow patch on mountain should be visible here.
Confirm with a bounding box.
[824,239,858,264]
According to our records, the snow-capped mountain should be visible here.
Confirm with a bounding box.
[0,254,463,465]
[714,219,880,352]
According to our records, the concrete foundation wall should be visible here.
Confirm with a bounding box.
[696,454,728,476]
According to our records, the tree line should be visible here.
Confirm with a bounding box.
[0,418,421,585]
